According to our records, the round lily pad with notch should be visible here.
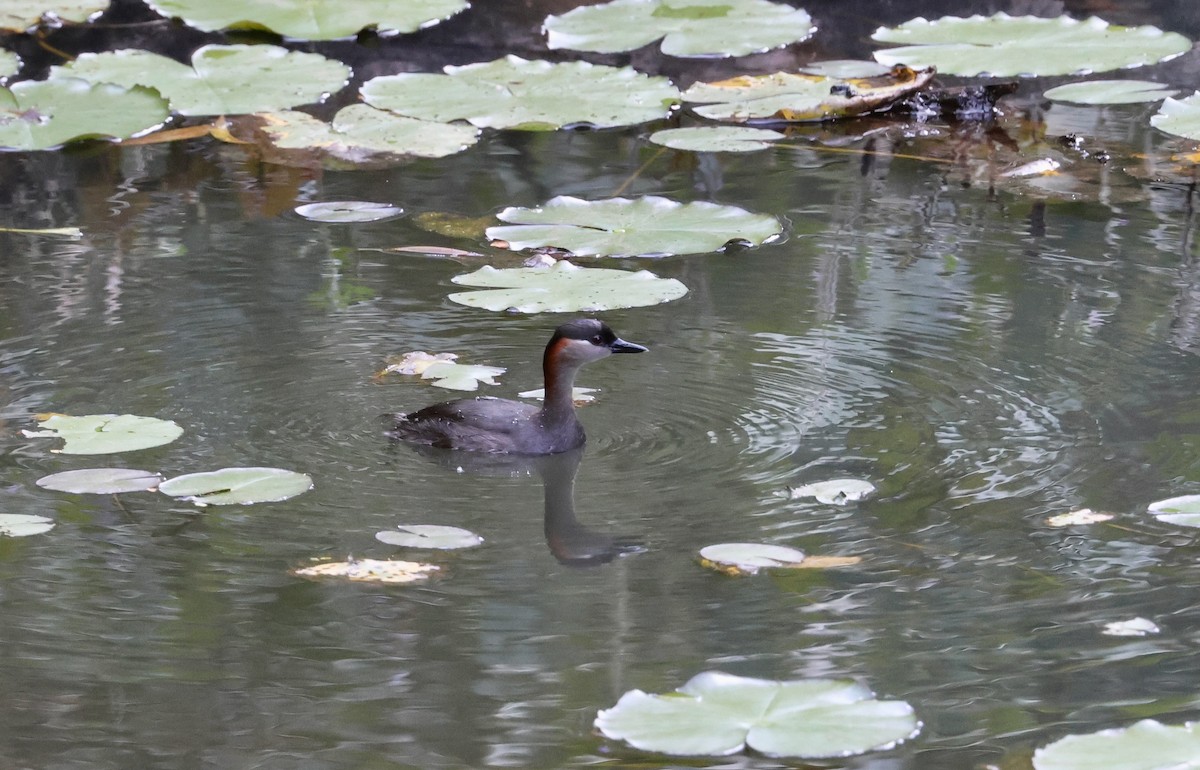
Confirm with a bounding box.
[595,671,920,758]
[22,413,183,454]
[448,261,688,313]
[293,558,440,583]
[487,196,781,257]
[376,524,483,549]
[1033,719,1200,770]
[361,55,679,130]
[36,468,162,494]
[787,478,875,504]
[544,0,814,58]
[1044,79,1176,105]
[698,543,806,575]
[145,0,468,40]
[1,0,108,31]
[0,78,169,151]
[1146,493,1200,527]
[53,44,350,117]
[158,467,312,506]
[871,13,1192,77]
[1151,94,1200,141]
[295,201,403,223]
[649,126,784,152]
[254,105,479,162]
[0,514,54,537]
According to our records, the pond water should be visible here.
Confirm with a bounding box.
[5,1,1200,768]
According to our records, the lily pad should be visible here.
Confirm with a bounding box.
[0,514,54,537]
[871,14,1192,77]
[375,524,483,549]
[698,543,806,575]
[293,558,440,583]
[419,362,505,391]
[256,105,479,161]
[1151,94,1200,141]
[361,55,679,130]
[0,49,18,79]
[787,478,875,504]
[158,467,312,506]
[1044,79,1177,105]
[487,196,781,257]
[36,468,162,494]
[1033,719,1200,770]
[145,0,468,40]
[448,261,688,313]
[22,413,183,454]
[649,126,784,152]
[1102,617,1160,637]
[544,0,814,58]
[595,671,920,758]
[1,1,107,31]
[0,78,169,151]
[799,60,890,78]
[295,201,403,223]
[1045,508,1114,527]
[54,44,350,117]
[1147,493,1200,527]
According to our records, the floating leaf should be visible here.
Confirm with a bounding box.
[649,126,784,152]
[375,524,483,549]
[699,543,806,575]
[54,44,350,117]
[595,671,920,758]
[871,14,1191,77]
[0,225,82,237]
[382,245,484,258]
[487,196,781,257]
[0,78,168,151]
[1001,158,1061,178]
[1102,617,1160,637]
[36,468,162,494]
[22,413,183,454]
[544,0,814,57]
[1033,719,1200,770]
[0,1,107,31]
[419,362,505,391]
[1046,508,1114,527]
[1147,493,1200,527]
[796,555,863,569]
[295,201,403,223]
[293,558,440,583]
[448,261,688,313]
[158,467,312,506]
[145,0,468,40]
[361,55,679,130]
[1044,79,1176,105]
[383,351,458,376]
[255,105,479,162]
[787,478,875,505]
[0,49,18,79]
[799,60,891,78]
[414,211,494,239]
[518,386,597,403]
[1151,94,1200,141]
[0,514,54,537]
[681,65,935,122]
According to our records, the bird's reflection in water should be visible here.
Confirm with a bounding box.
[400,444,643,566]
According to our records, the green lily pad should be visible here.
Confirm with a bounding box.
[375,524,483,549]
[787,478,875,504]
[1147,493,1200,528]
[0,49,18,79]
[799,59,891,78]
[649,126,784,152]
[159,467,312,506]
[22,413,183,454]
[448,261,688,313]
[257,105,479,161]
[1151,94,1200,141]
[595,671,920,758]
[871,13,1192,77]
[1044,79,1177,104]
[36,468,162,494]
[0,78,168,151]
[361,55,679,130]
[145,0,468,40]
[544,0,814,58]
[1033,719,1200,770]
[0,514,54,537]
[487,196,781,257]
[0,1,107,31]
[54,44,350,117]
[295,201,403,223]
[698,543,806,575]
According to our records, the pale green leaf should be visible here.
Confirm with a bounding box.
[799,59,890,78]
[258,104,479,161]
[448,262,688,313]
[1044,79,1176,104]
[1151,94,1200,141]
[787,478,875,504]
[0,78,168,151]
[0,514,54,537]
[295,201,402,223]
[1033,719,1200,770]
[0,49,18,79]
[375,524,483,549]
[420,361,505,391]
[0,0,107,31]
[649,126,784,152]
[1146,492,1200,527]
[698,543,805,574]
[37,468,162,494]
[145,0,468,40]
[159,467,312,506]
[22,413,183,454]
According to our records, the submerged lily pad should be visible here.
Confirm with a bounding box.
[22,413,183,454]
[361,55,679,130]
[145,0,469,40]
[0,514,54,537]
[1044,79,1176,105]
[295,201,402,223]
[544,0,814,58]
[1151,94,1200,141]
[293,558,440,583]
[375,524,483,549]
[595,671,920,757]
[649,126,784,152]
[448,261,688,313]
[1,1,107,31]
[55,44,350,116]
[159,467,312,506]
[1033,719,1200,770]
[256,105,479,161]
[698,543,806,575]
[36,468,162,494]
[0,50,18,79]
[787,478,875,504]
[871,14,1191,77]
[0,78,168,151]
[1147,493,1200,527]
[487,196,780,257]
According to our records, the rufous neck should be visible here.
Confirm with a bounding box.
[541,340,580,423]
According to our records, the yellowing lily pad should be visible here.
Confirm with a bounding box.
[254,105,479,162]
[1045,508,1114,527]
[544,0,814,58]
[158,467,312,506]
[295,201,402,223]
[1,1,107,31]
[36,468,162,494]
[145,0,469,40]
[375,524,483,549]
[698,543,806,575]
[22,413,183,454]
[1033,719,1200,770]
[649,126,784,152]
[448,261,688,313]
[1044,79,1176,105]
[0,514,54,537]
[0,78,169,151]
[293,558,440,583]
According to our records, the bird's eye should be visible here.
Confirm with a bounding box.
[591,334,604,345]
